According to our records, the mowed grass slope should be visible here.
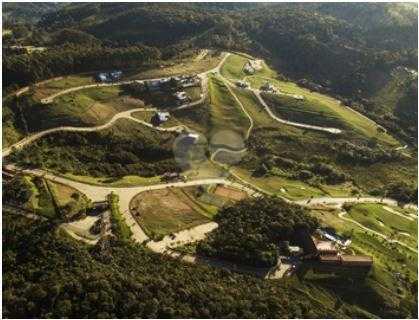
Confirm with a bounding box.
[221,53,399,146]
[347,203,417,248]
[208,75,250,141]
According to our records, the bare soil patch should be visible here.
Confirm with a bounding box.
[214,185,247,201]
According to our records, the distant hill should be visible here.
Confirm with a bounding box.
[2,2,65,24]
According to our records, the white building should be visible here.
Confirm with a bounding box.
[157,112,170,122]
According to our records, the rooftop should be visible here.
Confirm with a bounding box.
[314,240,337,253]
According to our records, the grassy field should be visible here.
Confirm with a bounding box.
[125,51,223,80]
[62,172,162,187]
[109,192,132,241]
[208,75,250,141]
[346,203,417,248]
[221,53,399,146]
[172,103,212,135]
[24,85,141,132]
[130,187,211,239]
[262,93,348,129]
[32,75,96,100]
[47,180,88,208]
[230,167,327,200]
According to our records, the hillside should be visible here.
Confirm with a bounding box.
[4,2,416,144]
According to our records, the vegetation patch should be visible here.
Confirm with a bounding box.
[130,187,212,239]
[198,197,319,267]
[108,192,132,241]
[8,119,179,179]
[32,75,95,100]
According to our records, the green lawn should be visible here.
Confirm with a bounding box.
[208,75,250,141]
[220,53,250,79]
[262,93,348,129]
[231,167,326,200]
[62,172,162,187]
[25,86,136,132]
[33,75,96,100]
[347,203,417,248]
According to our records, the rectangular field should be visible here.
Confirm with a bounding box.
[131,188,210,239]
[213,185,247,201]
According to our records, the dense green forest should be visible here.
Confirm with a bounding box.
[4,44,160,88]
[2,213,338,318]
[197,197,318,267]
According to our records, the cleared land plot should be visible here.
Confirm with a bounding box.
[32,75,96,100]
[24,86,140,132]
[213,185,247,201]
[231,167,326,200]
[125,52,223,80]
[347,203,417,248]
[130,187,210,239]
[48,180,88,207]
[208,76,250,141]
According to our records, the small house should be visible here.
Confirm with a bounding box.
[260,82,276,92]
[110,70,122,81]
[236,81,249,88]
[157,112,170,122]
[96,73,109,82]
